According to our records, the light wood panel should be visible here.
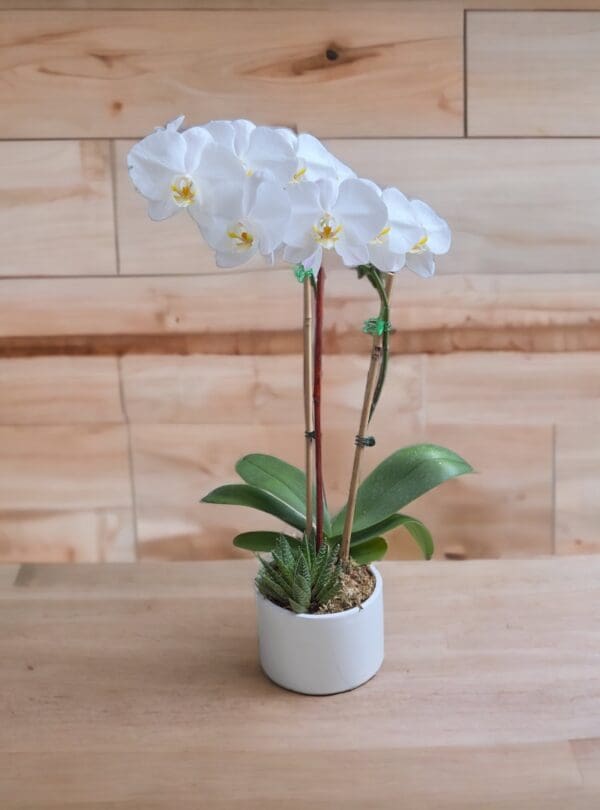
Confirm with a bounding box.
[2,272,600,348]
[0,425,135,561]
[467,11,600,136]
[1,557,599,807]
[0,357,123,424]
[0,8,462,138]
[0,140,116,277]
[121,354,422,424]
[555,423,600,556]
[333,138,600,275]
[130,419,552,561]
[116,137,600,277]
[426,352,600,425]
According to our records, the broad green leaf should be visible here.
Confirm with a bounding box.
[350,537,388,565]
[236,453,332,536]
[233,531,298,553]
[387,514,433,560]
[201,484,305,532]
[329,513,410,547]
[333,444,473,534]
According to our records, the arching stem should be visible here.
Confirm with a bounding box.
[340,270,394,562]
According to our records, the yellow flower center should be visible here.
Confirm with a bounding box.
[313,214,342,248]
[371,225,391,245]
[409,235,429,254]
[291,166,307,183]
[170,175,197,207]
[227,226,255,251]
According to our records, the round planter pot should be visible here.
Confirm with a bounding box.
[256,566,384,695]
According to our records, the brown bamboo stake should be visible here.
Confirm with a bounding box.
[313,266,325,551]
[340,272,394,562]
[303,275,314,539]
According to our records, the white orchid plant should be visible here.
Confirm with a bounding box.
[129,117,472,570]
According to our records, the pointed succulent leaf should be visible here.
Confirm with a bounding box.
[333,444,473,534]
[202,484,306,532]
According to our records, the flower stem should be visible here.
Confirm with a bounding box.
[303,276,315,539]
[314,266,325,551]
[340,271,394,562]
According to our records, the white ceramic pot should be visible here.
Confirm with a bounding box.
[256,566,384,695]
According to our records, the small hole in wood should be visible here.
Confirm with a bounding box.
[325,48,339,61]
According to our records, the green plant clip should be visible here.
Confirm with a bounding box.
[294,264,313,282]
[363,317,392,337]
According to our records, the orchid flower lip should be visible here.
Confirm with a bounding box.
[170,175,198,207]
[409,235,429,254]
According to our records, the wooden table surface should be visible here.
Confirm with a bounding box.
[1,556,599,809]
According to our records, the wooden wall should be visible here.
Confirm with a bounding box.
[1,0,600,563]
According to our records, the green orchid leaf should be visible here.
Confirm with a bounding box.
[201,484,306,532]
[385,514,434,560]
[333,444,473,534]
[233,531,299,553]
[329,513,409,547]
[236,453,332,536]
[350,537,388,565]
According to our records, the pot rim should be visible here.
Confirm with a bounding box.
[256,564,382,621]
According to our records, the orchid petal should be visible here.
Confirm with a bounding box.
[284,182,322,247]
[246,127,297,183]
[127,128,186,199]
[335,239,369,267]
[410,199,451,255]
[334,178,387,243]
[147,197,180,221]
[249,179,291,254]
[297,134,355,183]
[406,250,435,278]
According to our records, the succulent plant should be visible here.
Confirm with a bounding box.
[256,535,343,614]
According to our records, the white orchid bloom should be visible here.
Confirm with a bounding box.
[279,130,356,186]
[367,187,425,273]
[200,172,291,268]
[127,116,245,223]
[204,119,297,186]
[403,199,452,278]
[283,177,387,275]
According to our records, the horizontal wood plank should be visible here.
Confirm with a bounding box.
[131,420,552,561]
[0,425,135,561]
[1,556,599,808]
[0,8,462,138]
[0,140,116,277]
[426,352,600,425]
[117,137,600,277]
[2,273,600,354]
[121,354,422,424]
[0,357,123,424]
[333,138,600,275]
[555,423,600,556]
[467,11,600,136]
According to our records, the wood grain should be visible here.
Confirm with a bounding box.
[121,354,422,424]
[116,137,600,277]
[1,556,599,808]
[555,423,600,556]
[426,352,600,425]
[2,272,600,349]
[129,418,552,561]
[0,425,135,561]
[333,138,600,275]
[467,11,600,136]
[0,140,116,277]
[0,356,123,424]
[0,8,462,138]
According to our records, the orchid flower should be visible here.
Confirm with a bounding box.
[204,119,297,186]
[283,178,387,275]
[367,187,425,273]
[404,199,452,278]
[279,130,356,186]
[200,172,291,268]
[127,116,245,223]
